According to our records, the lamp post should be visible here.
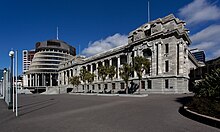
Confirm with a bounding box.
[3,69,7,100]
[1,77,3,97]
[8,50,14,109]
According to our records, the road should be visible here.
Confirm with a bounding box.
[0,94,219,132]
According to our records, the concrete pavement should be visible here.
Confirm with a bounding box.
[0,94,219,132]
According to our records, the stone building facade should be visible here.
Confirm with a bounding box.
[58,14,199,94]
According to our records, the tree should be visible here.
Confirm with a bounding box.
[87,72,96,84]
[98,65,109,93]
[79,67,98,92]
[79,68,96,92]
[119,64,133,94]
[69,76,81,92]
[193,68,220,98]
[98,65,108,82]
[133,56,150,94]
[79,68,87,84]
[79,68,89,92]
[107,65,116,81]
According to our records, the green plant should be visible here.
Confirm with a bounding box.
[133,56,150,93]
[87,72,96,84]
[193,68,220,98]
[107,65,116,80]
[119,64,133,94]
[79,68,96,92]
[69,76,81,92]
[98,65,108,82]
[187,97,220,119]
[79,68,87,84]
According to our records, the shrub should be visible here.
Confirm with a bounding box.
[193,68,220,98]
[187,97,220,119]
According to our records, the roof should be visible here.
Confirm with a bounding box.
[35,39,76,55]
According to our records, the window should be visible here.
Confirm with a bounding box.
[165,44,169,53]
[177,44,179,75]
[141,81,145,89]
[82,85,84,90]
[165,79,169,89]
[121,83,125,89]
[98,84,101,90]
[87,85,89,90]
[112,83,115,89]
[165,60,169,72]
[92,85,95,90]
[143,48,152,58]
[148,80,152,89]
[47,41,61,47]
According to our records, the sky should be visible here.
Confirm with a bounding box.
[0,0,219,75]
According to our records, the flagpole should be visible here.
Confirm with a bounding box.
[13,51,15,112]
[15,50,18,116]
[148,1,150,22]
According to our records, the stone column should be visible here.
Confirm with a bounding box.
[69,69,71,78]
[179,43,184,74]
[127,52,132,64]
[117,56,121,79]
[158,43,162,74]
[49,73,53,86]
[90,64,92,73]
[35,74,37,87]
[29,74,32,87]
[96,63,99,81]
[44,74,46,86]
[72,68,75,76]
[185,47,189,76]
[109,58,112,66]
[71,68,74,77]
[41,74,43,86]
[66,71,68,85]
[109,58,113,79]
[134,51,137,78]
[32,74,34,87]
[62,71,64,85]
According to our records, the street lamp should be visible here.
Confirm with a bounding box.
[8,50,14,109]
[3,69,7,99]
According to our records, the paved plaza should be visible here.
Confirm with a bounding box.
[0,94,219,132]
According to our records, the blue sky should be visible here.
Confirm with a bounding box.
[0,0,219,75]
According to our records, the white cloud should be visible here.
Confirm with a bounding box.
[190,25,220,59]
[190,42,217,51]
[191,25,220,43]
[179,0,220,25]
[82,33,128,56]
[212,49,220,59]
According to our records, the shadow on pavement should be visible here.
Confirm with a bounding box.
[19,98,55,108]
[175,96,193,106]
[19,102,57,117]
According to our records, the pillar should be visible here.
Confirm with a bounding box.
[35,74,37,87]
[28,74,32,87]
[179,43,184,74]
[134,51,137,78]
[158,43,162,74]
[96,63,99,81]
[117,56,121,79]
[50,73,52,86]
